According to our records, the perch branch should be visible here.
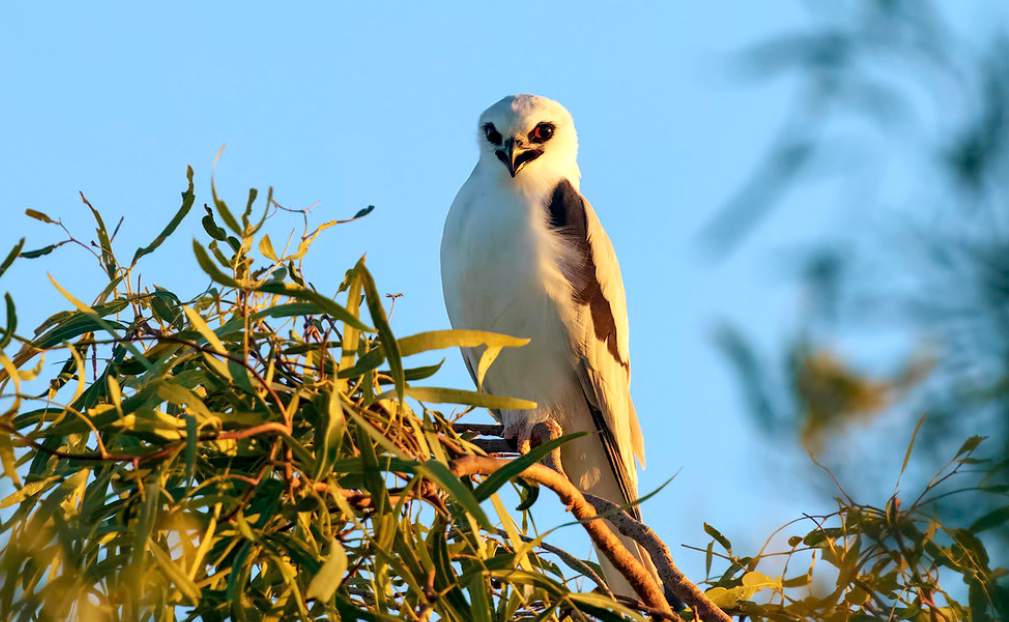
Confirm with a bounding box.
[451,455,676,619]
[452,422,519,455]
[585,494,732,622]
[452,422,504,437]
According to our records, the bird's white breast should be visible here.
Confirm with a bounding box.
[441,166,584,424]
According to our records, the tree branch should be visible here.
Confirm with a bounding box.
[585,494,733,622]
[451,455,678,619]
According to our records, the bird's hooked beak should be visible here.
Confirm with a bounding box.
[495,138,543,177]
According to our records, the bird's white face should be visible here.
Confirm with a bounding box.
[476,94,579,180]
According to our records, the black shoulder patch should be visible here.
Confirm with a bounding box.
[546,180,626,368]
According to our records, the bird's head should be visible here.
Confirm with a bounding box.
[476,94,579,180]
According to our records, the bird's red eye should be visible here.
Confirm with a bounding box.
[529,122,555,144]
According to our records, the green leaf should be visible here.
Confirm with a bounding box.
[704,522,733,552]
[149,541,201,604]
[182,305,226,354]
[419,459,492,530]
[0,476,60,509]
[0,238,24,278]
[473,432,585,501]
[132,478,161,571]
[253,302,323,319]
[132,165,196,265]
[335,347,386,379]
[257,281,371,332]
[305,538,348,602]
[466,571,494,622]
[314,388,346,478]
[20,243,62,259]
[0,293,16,350]
[568,592,643,622]
[201,206,228,240]
[32,313,128,349]
[211,170,243,235]
[25,209,55,224]
[242,187,258,229]
[184,414,197,485]
[192,239,239,287]
[402,359,444,382]
[80,191,117,278]
[359,262,404,400]
[47,274,151,370]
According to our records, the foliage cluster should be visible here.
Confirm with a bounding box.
[0,168,1004,621]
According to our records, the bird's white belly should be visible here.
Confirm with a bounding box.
[443,189,582,425]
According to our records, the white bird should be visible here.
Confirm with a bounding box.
[441,94,653,597]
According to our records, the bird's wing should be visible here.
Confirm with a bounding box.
[545,180,646,514]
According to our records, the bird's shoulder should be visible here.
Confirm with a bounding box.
[545,179,630,368]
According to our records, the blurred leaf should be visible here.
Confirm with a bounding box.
[900,415,926,479]
[0,434,21,488]
[150,542,201,605]
[970,506,1009,534]
[956,435,986,458]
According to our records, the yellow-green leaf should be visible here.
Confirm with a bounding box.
[396,329,529,357]
[306,538,348,602]
[0,476,60,510]
[25,209,55,224]
[259,234,279,261]
[150,541,202,604]
[183,305,226,354]
[401,386,536,410]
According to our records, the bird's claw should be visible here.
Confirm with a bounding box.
[502,420,536,455]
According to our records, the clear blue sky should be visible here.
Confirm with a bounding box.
[1,2,1000,581]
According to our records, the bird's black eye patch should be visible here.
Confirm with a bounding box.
[528,122,555,144]
[483,123,502,146]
